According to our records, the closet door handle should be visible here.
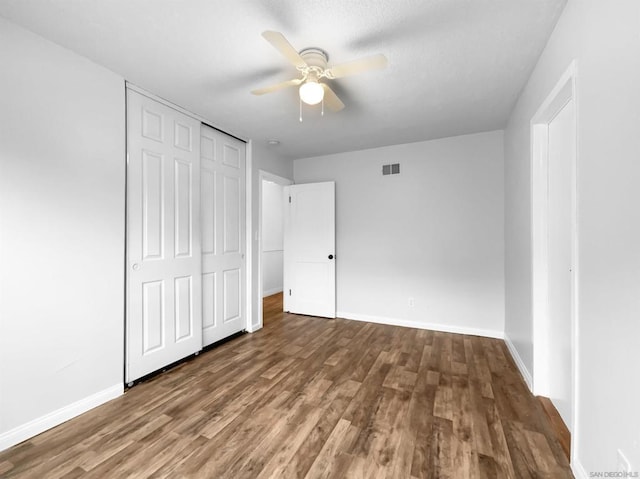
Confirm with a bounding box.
[328,254,334,260]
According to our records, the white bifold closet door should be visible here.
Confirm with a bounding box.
[126,89,203,383]
[200,124,246,346]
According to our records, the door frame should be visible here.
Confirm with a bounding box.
[256,170,293,331]
[245,142,254,333]
[530,60,579,460]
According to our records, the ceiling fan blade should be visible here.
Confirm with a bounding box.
[262,31,307,69]
[326,53,388,79]
[251,78,303,95]
[322,84,345,112]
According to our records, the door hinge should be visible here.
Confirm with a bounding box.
[288,195,291,203]
[289,289,291,296]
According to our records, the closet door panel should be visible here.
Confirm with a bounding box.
[126,89,202,383]
[201,124,246,346]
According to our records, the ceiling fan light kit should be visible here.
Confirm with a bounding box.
[251,31,388,120]
[299,81,324,105]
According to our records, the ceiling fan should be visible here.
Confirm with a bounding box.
[251,31,388,114]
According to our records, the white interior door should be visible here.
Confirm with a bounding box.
[284,182,335,318]
[201,124,246,346]
[126,89,202,383]
[547,98,575,430]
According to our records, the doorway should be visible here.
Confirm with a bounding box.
[257,171,292,329]
[531,61,578,460]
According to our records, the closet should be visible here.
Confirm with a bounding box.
[125,88,246,384]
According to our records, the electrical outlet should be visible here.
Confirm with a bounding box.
[617,449,631,473]
[408,297,415,308]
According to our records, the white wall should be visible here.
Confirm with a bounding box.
[0,18,125,449]
[504,0,640,474]
[261,180,284,296]
[250,144,293,329]
[294,131,505,337]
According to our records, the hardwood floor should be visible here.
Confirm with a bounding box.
[0,294,573,478]
[537,396,571,462]
[263,292,284,325]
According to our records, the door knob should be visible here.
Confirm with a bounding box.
[328,254,334,260]
[132,263,140,271]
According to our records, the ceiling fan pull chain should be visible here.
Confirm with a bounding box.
[299,97,303,122]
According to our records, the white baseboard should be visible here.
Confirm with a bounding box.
[571,458,587,479]
[0,383,123,452]
[336,311,504,339]
[247,322,262,333]
[503,334,533,391]
[262,287,283,298]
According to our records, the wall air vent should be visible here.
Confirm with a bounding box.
[382,163,400,175]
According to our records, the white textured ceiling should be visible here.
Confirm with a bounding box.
[0,0,566,159]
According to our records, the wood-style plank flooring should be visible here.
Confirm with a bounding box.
[0,293,573,478]
[537,396,571,462]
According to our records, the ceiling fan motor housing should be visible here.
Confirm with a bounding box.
[299,48,329,72]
